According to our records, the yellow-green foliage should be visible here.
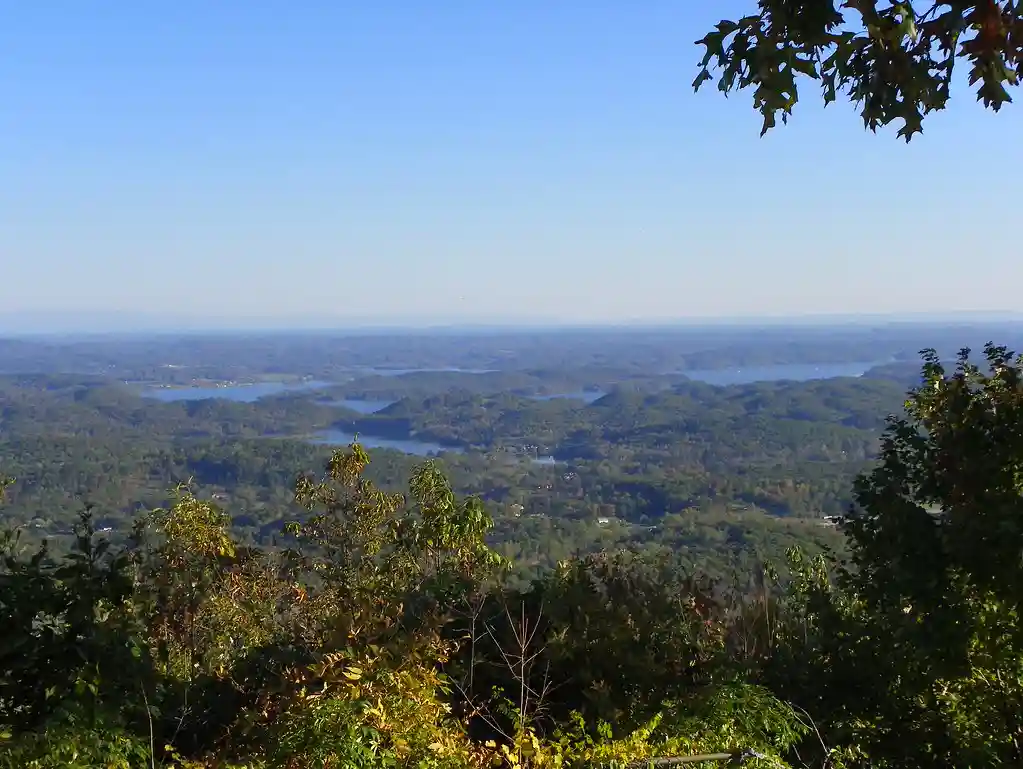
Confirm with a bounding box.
[486,684,804,769]
[261,648,491,768]
[0,445,807,768]
[0,721,153,769]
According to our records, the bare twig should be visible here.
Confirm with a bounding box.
[140,681,157,769]
[788,701,832,769]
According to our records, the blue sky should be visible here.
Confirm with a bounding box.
[4,2,1021,329]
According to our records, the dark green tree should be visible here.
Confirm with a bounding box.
[767,344,1023,767]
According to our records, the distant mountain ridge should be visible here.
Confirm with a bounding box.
[3,310,1023,336]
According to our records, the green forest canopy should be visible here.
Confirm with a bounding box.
[5,345,1023,767]
[696,1,1022,140]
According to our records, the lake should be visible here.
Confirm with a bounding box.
[530,456,564,466]
[681,362,879,386]
[529,391,605,404]
[139,362,879,409]
[529,362,878,402]
[354,366,498,377]
[142,380,332,403]
[308,429,462,456]
[324,398,395,414]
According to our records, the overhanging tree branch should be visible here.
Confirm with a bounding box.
[695,1,1022,140]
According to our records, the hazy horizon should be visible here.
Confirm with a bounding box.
[4,309,1023,337]
[6,4,1021,322]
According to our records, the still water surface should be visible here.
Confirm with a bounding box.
[324,399,394,414]
[682,361,877,385]
[309,429,461,456]
[529,391,605,404]
[141,380,331,403]
[140,363,881,455]
[141,362,877,404]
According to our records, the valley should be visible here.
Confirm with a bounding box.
[1,323,1000,579]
